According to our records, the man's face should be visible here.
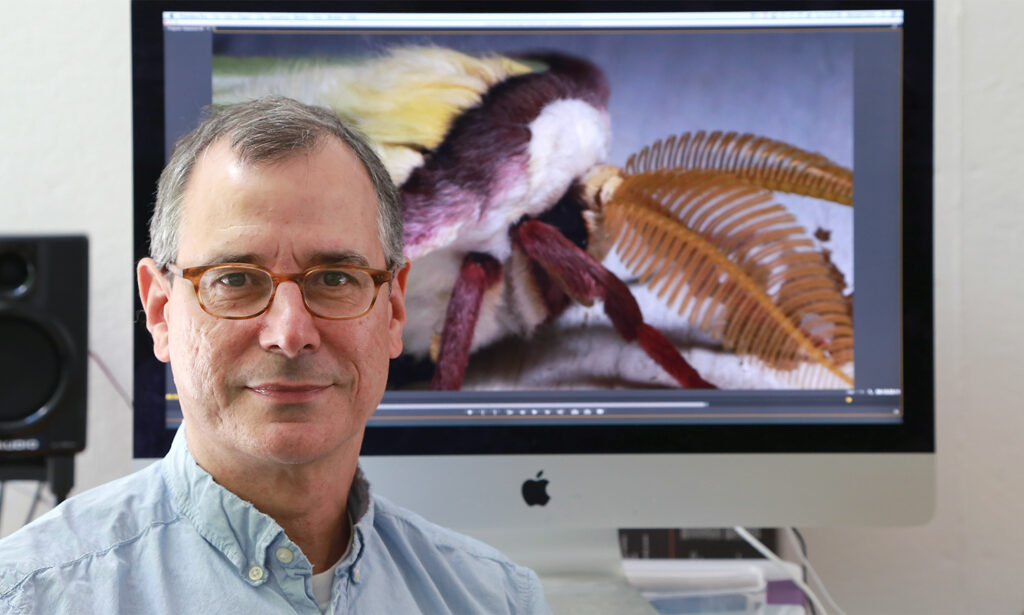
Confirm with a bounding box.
[139,136,408,469]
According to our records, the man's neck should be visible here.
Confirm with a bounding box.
[242,464,355,573]
[185,430,359,573]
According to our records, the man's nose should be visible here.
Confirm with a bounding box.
[258,281,321,358]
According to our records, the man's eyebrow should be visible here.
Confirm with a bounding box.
[206,253,262,265]
[200,251,371,268]
[308,251,371,267]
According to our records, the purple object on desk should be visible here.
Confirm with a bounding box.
[767,580,804,605]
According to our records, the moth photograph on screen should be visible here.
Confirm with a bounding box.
[212,28,854,392]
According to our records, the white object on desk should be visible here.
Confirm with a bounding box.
[623,558,806,615]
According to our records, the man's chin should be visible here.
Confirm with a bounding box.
[249,422,351,466]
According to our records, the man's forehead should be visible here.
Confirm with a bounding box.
[178,134,384,267]
[183,133,377,214]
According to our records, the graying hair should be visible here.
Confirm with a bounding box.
[149,96,404,270]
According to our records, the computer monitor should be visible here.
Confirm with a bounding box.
[132,1,934,576]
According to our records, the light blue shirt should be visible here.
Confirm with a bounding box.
[0,428,550,614]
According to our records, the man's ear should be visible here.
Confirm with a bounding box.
[387,261,411,359]
[137,258,172,363]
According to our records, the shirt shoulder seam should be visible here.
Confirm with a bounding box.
[517,566,544,611]
[0,515,180,601]
[375,499,519,568]
[373,501,544,611]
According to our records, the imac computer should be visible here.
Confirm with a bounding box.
[132,0,935,581]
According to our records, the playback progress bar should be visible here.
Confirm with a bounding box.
[369,394,903,424]
[374,400,709,421]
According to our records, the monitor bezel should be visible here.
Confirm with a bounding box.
[131,0,934,458]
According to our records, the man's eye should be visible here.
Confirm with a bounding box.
[321,270,352,287]
[216,272,251,287]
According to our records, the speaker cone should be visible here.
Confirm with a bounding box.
[0,316,62,424]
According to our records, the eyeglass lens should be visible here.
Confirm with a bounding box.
[197,266,376,318]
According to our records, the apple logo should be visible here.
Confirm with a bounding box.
[521,471,550,506]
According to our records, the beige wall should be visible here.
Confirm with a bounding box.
[1,2,1021,612]
[797,2,1024,613]
[1,0,134,533]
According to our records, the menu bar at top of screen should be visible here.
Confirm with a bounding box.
[162,10,904,30]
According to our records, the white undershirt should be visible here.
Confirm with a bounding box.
[310,515,354,614]
[311,560,342,614]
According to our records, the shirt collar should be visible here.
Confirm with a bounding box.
[340,465,372,582]
[161,425,372,581]
[162,426,281,579]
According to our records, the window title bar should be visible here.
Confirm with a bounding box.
[163,10,904,30]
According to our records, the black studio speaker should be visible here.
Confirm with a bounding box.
[0,236,88,477]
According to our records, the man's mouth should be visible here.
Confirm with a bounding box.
[247,383,331,403]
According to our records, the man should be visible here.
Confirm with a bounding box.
[0,97,550,614]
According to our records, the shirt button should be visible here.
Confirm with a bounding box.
[275,547,294,564]
[248,565,265,582]
[353,567,361,581]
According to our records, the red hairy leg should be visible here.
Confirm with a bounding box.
[432,253,504,390]
[514,219,715,389]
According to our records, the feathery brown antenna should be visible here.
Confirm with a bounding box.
[604,169,853,387]
[625,131,853,206]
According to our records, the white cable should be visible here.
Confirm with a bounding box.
[785,528,846,615]
[732,526,829,615]
[24,482,44,526]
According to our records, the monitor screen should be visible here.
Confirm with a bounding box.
[132,1,934,568]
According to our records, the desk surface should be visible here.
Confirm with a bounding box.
[541,559,806,615]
